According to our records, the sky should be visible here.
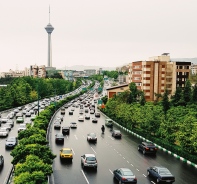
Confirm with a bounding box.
[0,0,196,72]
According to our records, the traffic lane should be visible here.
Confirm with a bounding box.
[104,124,197,184]
[51,110,151,184]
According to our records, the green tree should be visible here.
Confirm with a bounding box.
[183,80,192,105]
[162,89,170,114]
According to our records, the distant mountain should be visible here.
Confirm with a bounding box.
[59,65,116,71]
[171,58,197,63]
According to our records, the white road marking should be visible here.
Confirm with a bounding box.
[109,169,113,174]
[123,157,125,159]
[81,170,89,184]
[108,136,114,140]
[91,147,96,154]
[74,135,78,140]
[151,181,156,184]
[136,168,139,171]
[66,135,69,139]
[119,154,122,156]
[143,174,147,177]
[131,164,134,167]
[127,161,129,163]
[71,148,75,155]
[83,135,85,139]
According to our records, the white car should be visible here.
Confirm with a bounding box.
[78,116,84,122]
[0,128,9,137]
[70,122,77,128]
[18,124,26,133]
[81,154,97,169]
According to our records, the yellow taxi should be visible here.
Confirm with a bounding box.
[60,148,73,161]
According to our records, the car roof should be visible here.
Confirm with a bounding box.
[85,154,96,157]
[120,168,132,172]
[142,142,155,146]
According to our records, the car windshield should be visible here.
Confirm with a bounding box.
[123,171,133,176]
[159,168,171,174]
[86,157,96,161]
[62,150,72,154]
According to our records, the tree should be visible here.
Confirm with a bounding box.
[171,87,183,106]
[192,84,197,104]
[128,82,138,103]
[183,80,192,105]
[162,89,170,114]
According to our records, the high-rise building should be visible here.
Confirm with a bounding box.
[45,7,54,68]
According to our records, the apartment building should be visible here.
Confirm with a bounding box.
[129,54,191,101]
[191,63,197,75]
[30,65,46,78]
[84,69,96,76]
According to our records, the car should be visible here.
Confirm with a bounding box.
[95,112,100,117]
[0,128,9,137]
[5,137,18,149]
[6,119,14,128]
[112,130,122,138]
[85,108,89,113]
[79,109,84,114]
[16,117,24,123]
[1,124,12,131]
[16,112,23,118]
[64,104,69,108]
[85,114,90,120]
[60,108,65,115]
[56,116,63,122]
[0,117,8,124]
[18,124,26,133]
[78,116,84,122]
[138,142,157,155]
[147,166,175,183]
[25,111,31,117]
[0,155,4,168]
[105,118,113,128]
[70,122,77,128]
[62,126,70,135]
[7,112,15,119]
[71,107,75,111]
[87,133,97,142]
[69,111,73,115]
[55,133,64,144]
[13,108,19,114]
[113,168,137,184]
[81,154,97,170]
[92,118,98,123]
[90,110,94,114]
[29,109,34,114]
[60,148,73,161]
[54,121,61,129]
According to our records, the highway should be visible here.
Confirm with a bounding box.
[49,99,197,184]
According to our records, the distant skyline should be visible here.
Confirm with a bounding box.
[0,0,197,72]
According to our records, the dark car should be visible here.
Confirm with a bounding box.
[138,142,157,155]
[5,137,18,149]
[0,155,4,168]
[69,111,73,115]
[113,168,137,184]
[112,130,122,138]
[147,166,175,183]
[87,133,97,143]
[55,133,64,144]
[62,126,70,135]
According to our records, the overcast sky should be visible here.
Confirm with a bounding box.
[0,0,196,72]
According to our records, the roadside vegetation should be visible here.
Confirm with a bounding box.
[100,80,197,164]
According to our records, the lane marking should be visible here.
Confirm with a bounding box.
[123,157,125,159]
[71,148,75,155]
[81,170,89,184]
[127,161,129,163]
[91,147,96,154]
[109,169,113,174]
[143,174,147,177]
[66,135,69,139]
[119,154,122,156]
[136,168,139,171]
[151,181,156,184]
[74,135,78,140]
[131,164,134,167]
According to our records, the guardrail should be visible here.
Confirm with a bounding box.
[4,165,14,184]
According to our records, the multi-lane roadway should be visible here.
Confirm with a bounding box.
[49,98,197,184]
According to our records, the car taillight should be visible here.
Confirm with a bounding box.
[122,177,127,181]
[145,147,149,150]
[134,177,137,181]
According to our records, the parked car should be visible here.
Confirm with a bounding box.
[112,130,122,138]
[138,142,157,155]
[0,155,4,168]
[78,116,84,122]
[70,122,77,128]
[54,121,61,129]
[92,118,98,123]
[60,148,73,161]
[0,128,9,137]
[147,166,175,183]
[5,137,18,149]
[81,154,97,170]
[113,168,137,184]
[105,118,113,128]
[55,133,64,144]
[62,126,70,135]
[18,124,26,133]
[95,112,100,117]
[87,133,97,143]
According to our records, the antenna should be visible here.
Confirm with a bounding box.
[49,5,50,23]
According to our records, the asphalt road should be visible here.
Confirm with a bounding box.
[49,101,197,184]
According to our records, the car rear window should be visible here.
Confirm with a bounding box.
[86,157,96,161]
